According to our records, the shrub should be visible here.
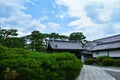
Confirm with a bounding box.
[114,59,120,66]
[5,48,31,54]
[85,58,95,65]
[0,45,7,54]
[95,56,109,65]
[102,58,114,66]
[0,48,31,61]
[0,49,83,80]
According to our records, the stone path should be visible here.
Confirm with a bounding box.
[76,65,116,80]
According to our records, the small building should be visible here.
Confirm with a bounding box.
[91,34,120,58]
[47,40,92,62]
[47,34,120,62]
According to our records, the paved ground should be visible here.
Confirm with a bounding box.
[76,65,118,80]
[105,70,120,80]
[90,65,120,80]
[92,65,120,72]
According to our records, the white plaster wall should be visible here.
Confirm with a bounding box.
[81,55,85,63]
[109,50,120,57]
[93,52,97,57]
[98,51,108,56]
[92,50,120,58]
[92,51,108,57]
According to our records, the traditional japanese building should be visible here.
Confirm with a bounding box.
[47,34,120,62]
[91,34,120,58]
[47,40,92,62]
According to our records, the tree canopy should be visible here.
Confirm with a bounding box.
[0,28,18,47]
[29,30,44,51]
[0,27,86,51]
[69,32,86,43]
[0,28,18,39]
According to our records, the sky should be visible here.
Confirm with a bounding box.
[0,0,120,40]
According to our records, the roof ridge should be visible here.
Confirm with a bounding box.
[97,41,120,45]
[52,40,79,43]
[94,34,120,41]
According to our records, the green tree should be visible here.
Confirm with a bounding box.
[0,29,18,39]
[59,35,68,39]
[5,37,25,48]
[0,28,18,46]
[69,32,86,43]
[29,31,44,51]
[43,33,68,40]
[49,32,59,39]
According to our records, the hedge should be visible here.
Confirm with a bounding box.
[114,59,120,66]
[0,47,83,80]
[0,45,7,54]
[85,58,95,65]
[95,56,109,65]
[102,58,114,66]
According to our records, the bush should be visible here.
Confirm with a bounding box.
[95,56,109,65]
[114,59,120,66]
[0,45,7,54]
[102,58,114,66]
[0,48,83,80]
[85,58,95,65]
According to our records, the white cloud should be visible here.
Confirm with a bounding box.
[1,0,120,40]
[40,16,48,21]
[55,0,120,40]
[0,0,47,36]
[114,22,120,32]
[47,22,60,32]
[56,12,67,19]
[56,0,87,18]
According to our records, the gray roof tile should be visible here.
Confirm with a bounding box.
[94,34,120,43]
[92,41,120,51]
[49,40,84,50]
[84,41,97,51]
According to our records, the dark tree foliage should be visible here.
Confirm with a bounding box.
[59,35,68,39]
[43,33,68,40]
[0,27,86,51]
[5,37,25,48]
[69,32,86,42]
[0,28,18,46]
[29,30,44,51]
[0,29,18,39]
[49,32,59,39]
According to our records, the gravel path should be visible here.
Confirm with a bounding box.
[105,70,120,80]
[80,65,120,80]
[77,65,116,80]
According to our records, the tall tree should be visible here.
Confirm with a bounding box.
[59,35,68,39]
[0,28,18,46]
[69,32,86,43]
[0,29,18,39]
[5,37,25,48]
[49,32,59,39]
[29,31,44,51]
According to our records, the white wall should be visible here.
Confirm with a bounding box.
[92,51,108,57]
[98,51,108,56]
[81,55,85,63]
[92,49,120,58]
[93,52,98,57]
[109,50,120,57]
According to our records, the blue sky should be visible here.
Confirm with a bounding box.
[0,0,120,40]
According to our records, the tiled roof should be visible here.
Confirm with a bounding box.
[49,40,84,50]
[48,34,120,52]
[92,41,120,51]
[93,34,120,44]
[84,41,97,51]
